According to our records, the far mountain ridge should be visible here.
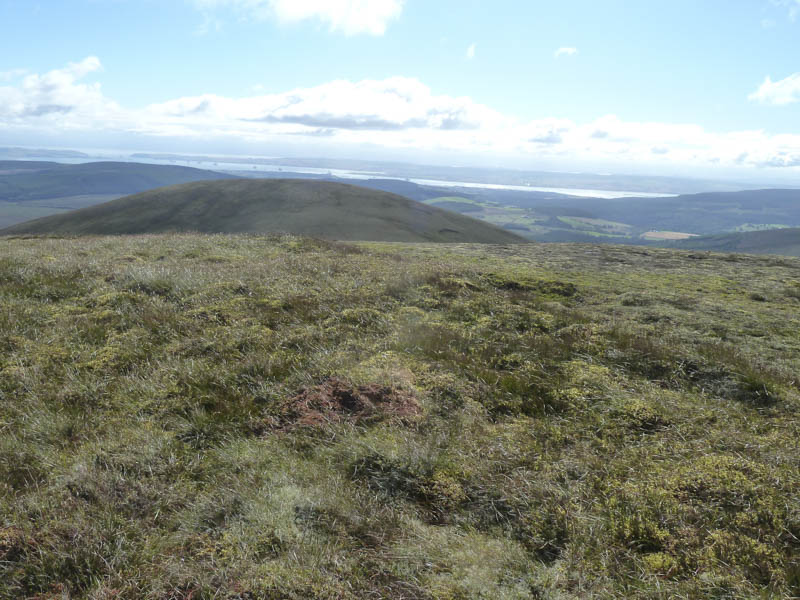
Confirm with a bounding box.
[0,161,239,203]
[671,226,800,256]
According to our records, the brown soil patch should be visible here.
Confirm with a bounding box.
[275,377,421,429]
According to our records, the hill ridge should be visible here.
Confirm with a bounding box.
[0,178,526,243]
[0,160,239,203]
[673,226,800,255]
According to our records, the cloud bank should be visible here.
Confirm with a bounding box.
[3,57,800,172]
[749,73,800,105]
[0,57,121,126]
[191,0,404,35]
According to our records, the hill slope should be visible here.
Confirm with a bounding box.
[0,160,61,174]
[1,179,526,243]
[673,226,800,256]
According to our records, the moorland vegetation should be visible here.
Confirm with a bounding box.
[0,234,798,598]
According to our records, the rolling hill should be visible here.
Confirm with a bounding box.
[673,226,800,256]
[0,160,239,203]
[590,188,800,235]
[0,179,526,243]
[0,160,240,229]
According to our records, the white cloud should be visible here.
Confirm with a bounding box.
[466,43,476,60]
[772,0,800,21]
[523,118,571,144]
[0,56,120,125]
[0,68,27,82]
[748,73,800,105]
[554,47,578,58]
[4,57,800,173]
[191,0,404,35]
[145,77,505,134]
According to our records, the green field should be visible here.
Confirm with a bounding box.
[424,196,641,240]
[426,196,484,207]
[557,216,632,235]
[730,223,791,232]
[1,234,798,598]
[424,197,547,234]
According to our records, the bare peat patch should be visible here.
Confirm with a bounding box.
[274,377,421,429]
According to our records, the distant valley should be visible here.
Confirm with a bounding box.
[414,186,800,255]
[1,158,798,256]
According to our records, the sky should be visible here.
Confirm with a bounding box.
[1,0,800,181]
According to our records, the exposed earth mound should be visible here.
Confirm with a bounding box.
[272,377,421,429]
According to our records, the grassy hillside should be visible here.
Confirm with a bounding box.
[673,226,800,256]
[0,235,798,598]
[1,179,525,243]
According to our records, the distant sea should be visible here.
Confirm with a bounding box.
[136,157,677,199]
[22,154,677,200]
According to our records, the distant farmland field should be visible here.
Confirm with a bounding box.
[641,231,699,240]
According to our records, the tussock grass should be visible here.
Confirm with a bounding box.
[0,235,799,598]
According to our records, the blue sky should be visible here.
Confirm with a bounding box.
[1,0,800,179]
